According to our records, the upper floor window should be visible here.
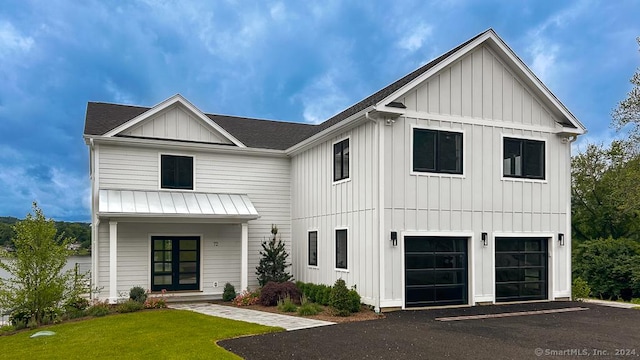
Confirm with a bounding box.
[161,154,194,190]
[308,231,318,267]
[503,138,545,180]
[333,138,350,182]
[413,128,463,174]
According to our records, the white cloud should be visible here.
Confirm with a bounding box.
[397,23,433,53]
[294,70,349,124]
[105,79,137,105]
[270,2,287,21]
[0,21,34,59]
[524,0,591,84]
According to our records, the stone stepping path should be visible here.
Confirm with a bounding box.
[169,303,335,331]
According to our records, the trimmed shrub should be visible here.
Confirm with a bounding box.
[330,279,352,316]
[129,286,147,303]
[572,277,591,301]
[233,290,260,306]
[222,283,237,302]
[64,296,90,312]
[296,282,334,306]
[117,300,144,313]
[277,296,297,312]
[259,281,301,306]
[348,289,361,313]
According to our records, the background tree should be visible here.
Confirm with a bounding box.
[612,37,640,145]
[571,141,640,242]
[0,203,83,326]
[255,225,293,287]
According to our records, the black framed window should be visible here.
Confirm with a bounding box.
[413,129,463,174]
[503,138,545,179]
[308,231,318,266]
[336,229,347,269]
[161,155,194,189]
[333,139,350,182]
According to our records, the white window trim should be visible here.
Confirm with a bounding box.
[409,124,466,178]
[334,227,349,272]
[148,233,204,292]
[332,136,352,185]
[158,152,197,191]
[500,133,548,184]
[307,229,319,269]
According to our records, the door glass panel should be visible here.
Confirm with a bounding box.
[154,275,172,285]
[179,274,197,284]
[180,251,197,262]
[406,254,435,269]
[179,262,197,273]
[181,240,197,250]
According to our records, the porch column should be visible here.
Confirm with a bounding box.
[240,223,249,291]
[109,221,118,304]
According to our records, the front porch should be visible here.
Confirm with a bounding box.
[93,190,259,303]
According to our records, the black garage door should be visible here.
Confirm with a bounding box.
[405,237,468,307]
[495,237,548,302]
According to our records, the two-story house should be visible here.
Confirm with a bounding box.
[83,29,585,310]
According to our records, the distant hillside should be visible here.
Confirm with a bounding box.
[0,217,91,254]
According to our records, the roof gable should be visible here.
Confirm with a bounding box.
[377,29,586,133]
[101,94,245,147]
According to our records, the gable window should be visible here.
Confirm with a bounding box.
[335,229,347,270]
[308,231,318,267]
[503,138,545,179]
[333,139,350,182]
[413,129,463,174]
[161,154,194,190]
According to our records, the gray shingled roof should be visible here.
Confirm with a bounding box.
[84,30,488,150]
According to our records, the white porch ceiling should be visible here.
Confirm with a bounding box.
[98,189,259,219]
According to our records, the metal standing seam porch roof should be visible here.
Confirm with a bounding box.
[98,189,259,220]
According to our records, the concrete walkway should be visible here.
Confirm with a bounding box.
[580,298,639,309]
[169,303,335,331]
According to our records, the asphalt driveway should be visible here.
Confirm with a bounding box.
[219,301,640,359]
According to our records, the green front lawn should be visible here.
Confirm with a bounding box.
[0,309,282,359]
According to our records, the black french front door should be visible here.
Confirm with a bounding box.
[151,236,200,291]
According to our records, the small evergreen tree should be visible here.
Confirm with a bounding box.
[0,203,85,326]
[255,225,293,286]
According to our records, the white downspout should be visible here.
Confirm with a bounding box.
[377,114,386,313]
[566,135,578,299]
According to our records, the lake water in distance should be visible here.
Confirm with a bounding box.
[0,255,91,280]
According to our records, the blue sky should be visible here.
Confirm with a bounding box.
[0,0,638,221]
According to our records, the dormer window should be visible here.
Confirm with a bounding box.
[161,154,194,190]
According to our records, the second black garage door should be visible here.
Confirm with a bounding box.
[495,237,548,302]
[405,236,468,307]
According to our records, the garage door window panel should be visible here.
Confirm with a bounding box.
[495,237,548,302]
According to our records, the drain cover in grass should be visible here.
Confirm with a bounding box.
[30,331,56,338]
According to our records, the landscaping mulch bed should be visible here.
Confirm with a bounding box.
[212,301,384,323]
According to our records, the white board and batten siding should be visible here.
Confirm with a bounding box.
[291,121,380,305]
[95,143,291,295]
[120,105,233,144]
[381,44,572,304]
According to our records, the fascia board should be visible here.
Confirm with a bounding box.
[88,135,287,157]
